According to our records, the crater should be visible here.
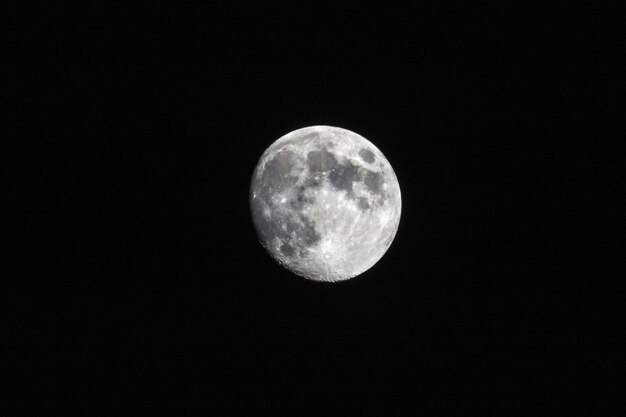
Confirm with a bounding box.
[284,219,299,234]
[329,161,361,192]
[307,148,337,172]
[359,148,376,163]
[280,242,296,257]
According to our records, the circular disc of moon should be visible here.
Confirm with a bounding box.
[250,126,402,282]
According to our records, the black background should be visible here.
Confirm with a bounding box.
[6,4,623,414]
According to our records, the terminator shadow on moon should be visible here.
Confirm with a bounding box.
[250,126,402,282]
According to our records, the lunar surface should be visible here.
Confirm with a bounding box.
[250,126,401,282]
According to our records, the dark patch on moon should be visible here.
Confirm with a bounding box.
[299,132,320,142]
[250,199,298,244]
[289,197,305,210]
[261,150,299,194]
[363,171,384,196]
[359,148,376,163]
[303,176,322,189]
[357,197,370,210]
[307,148,337,172]
[284,218,298,234]
[289,185,314,210]
[300,215,321,246]
[329,161,361,192]
[280,242,295,257]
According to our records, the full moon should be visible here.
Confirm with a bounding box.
[250,126,402,282]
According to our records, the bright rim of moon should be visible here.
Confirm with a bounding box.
[250,126,402,282]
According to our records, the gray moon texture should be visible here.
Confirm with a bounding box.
[250,126,402,282]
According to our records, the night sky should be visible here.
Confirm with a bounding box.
[6,4,621,414]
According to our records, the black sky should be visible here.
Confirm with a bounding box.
[6,4,622,414]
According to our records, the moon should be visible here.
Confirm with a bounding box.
[250,126,402,282]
